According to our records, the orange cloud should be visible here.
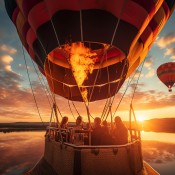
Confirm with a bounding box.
[156,31,175,49]
[164,48,175,60]
[0,44,17,55]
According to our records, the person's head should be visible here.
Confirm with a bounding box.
[102,120,108,127]
[61,116,68,126]
[76,116,83,125]
[114,116,122,124]
[94,117,101,128]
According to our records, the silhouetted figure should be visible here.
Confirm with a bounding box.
[91,117,104,145]
[102,120,114,145]
[91,117,113,145]
[72,116,84,145]
[60,116,68,129]
[74,116,83,130]
[112,116,128,145]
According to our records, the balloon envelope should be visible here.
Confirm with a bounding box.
[4,0,175,101]
[157,62,175,92]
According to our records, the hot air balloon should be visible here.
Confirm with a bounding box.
[4,0,175,102]
[4,1,175,175]
[157,62,175,92]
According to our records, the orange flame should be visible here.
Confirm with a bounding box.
[65,42,96,103]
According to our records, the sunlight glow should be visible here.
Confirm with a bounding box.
[138,116,145,122]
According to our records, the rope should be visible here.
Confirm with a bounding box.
[112,59,146,118]
[88,45,110,103]
[103,59,128,121]
[101,98,110,121]
[49,106,54,126]
[72,101,81,116]
[68,99,76,120]
[102,65,113,121]
[38,70,54,103]
[50,19,61,46]
[130,59,146,104]
[41,1,64,120]
[31,59,52,109]
[80,10,84,42]
[100,0,128,120]
[22,46,45,125]
[110,0,128,46]
[112,68,139,118]
[33,51,56,105]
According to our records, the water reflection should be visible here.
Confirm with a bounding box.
[0,131,45,175]
[141,131,175,143]
[142,140,175,175]
[0,131,175,175]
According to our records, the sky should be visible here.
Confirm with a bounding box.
[0,1,175,123]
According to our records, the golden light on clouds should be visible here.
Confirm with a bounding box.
[5,65,12,71]
[156,32,175,49]
[0,44,17,55]
[1,55,13,64]
[165,48,175,59]
[145,68,155,78]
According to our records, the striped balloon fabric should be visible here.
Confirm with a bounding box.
[4,0,175,101]
[157,62,175,92]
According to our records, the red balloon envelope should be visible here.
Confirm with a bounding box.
[157,62,175,92]
[4,0,175,101]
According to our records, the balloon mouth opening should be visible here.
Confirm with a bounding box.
[45,41,126,102]
[47,41,125,69]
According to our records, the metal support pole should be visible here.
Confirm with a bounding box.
[53,103,59,128]
[86,105,91,145]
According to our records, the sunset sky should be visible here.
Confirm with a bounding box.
[0,0,175,123]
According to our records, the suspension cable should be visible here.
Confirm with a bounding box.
[101,68,112,121]
[110,59,128,105]
[103,59,128,121]
[31,60,52,109]
[22,46,45,125]
[130,59,146,105]
[38,70,54,103]
[80,10,84,42]
[49,106,54,126]
[33,51,56,105]
[68,99,76,120]
[110,0,128,46]
[100,0,128,120]
[112,58,147,118]
[102,65,113,121]
[112,67,139,117]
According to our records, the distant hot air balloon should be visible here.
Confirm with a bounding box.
[4,0,175,102]
[157,62,175,92]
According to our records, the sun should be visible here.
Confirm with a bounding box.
[138,116,145,122]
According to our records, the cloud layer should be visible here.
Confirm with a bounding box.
[156,31,175,60]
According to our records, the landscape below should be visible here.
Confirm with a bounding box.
[0,118,175,133]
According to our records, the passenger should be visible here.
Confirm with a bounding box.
[85,122,92,130]
[102,120,113,145]
[59,116,69,142]
[102,120,108,130]
[74,116,83,130]
[91,117,105,145]
[60,116,68,129]
[112,116,128,145]
[83,122,91,145]
[71,116,84,145]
